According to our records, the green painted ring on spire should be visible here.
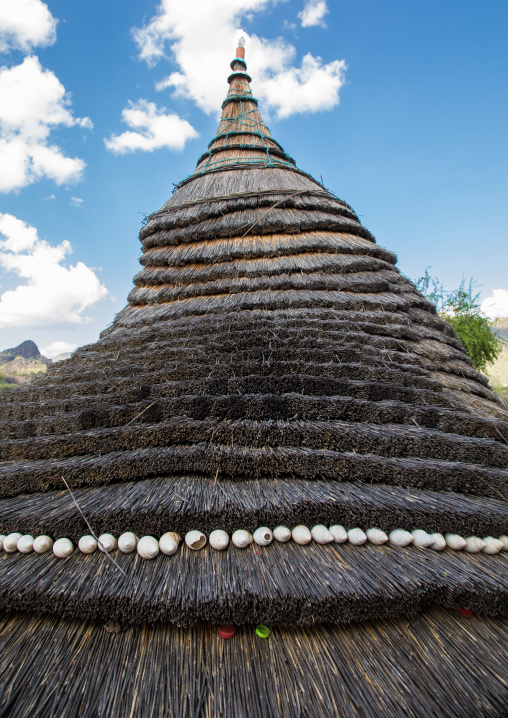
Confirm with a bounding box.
[227,72,252,84]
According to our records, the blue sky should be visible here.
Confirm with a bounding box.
[0,0,507,356]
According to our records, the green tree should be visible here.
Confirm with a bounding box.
[415,270,503,373]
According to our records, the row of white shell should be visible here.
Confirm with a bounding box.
[1,526,508,558]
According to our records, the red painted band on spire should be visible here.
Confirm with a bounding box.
[236,46,245,59]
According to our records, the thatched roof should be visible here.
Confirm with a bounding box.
[0,43,507,716]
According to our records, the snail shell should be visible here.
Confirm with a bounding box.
[53,538,74,558]
[348,528,367,546]
[311,525,334,544]
[98,534,117,553]
[411,530,434,548]
[209,530,230,550]
[273,526,291,543]
[33,535,53,553]
[428,533,446,551]
[464,536,485,553]
[4,533,22,552]
[292,525,312,545]
[137,535,159,559]
[499,535,508,551]
[232,529,253,548]
[444,533,466,551]
[482,537,503,554]
[329,525,348,544]
[185,530,206,550]
[78,535,98,554]
[17,535,34,553]
[366,528,388,545]
[388,529,413,547]
[118,532,139,553]
[159,533,180,555]
[253,527,273,546]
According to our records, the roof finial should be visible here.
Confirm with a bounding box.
[236,36,246,60]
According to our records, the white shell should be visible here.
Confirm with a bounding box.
[291,524,312,546]
[78,535,98,554]
[411,530,435,548]
[185,530,206,550]
[98,533,117,553]
[348,528,367,546]
[444,533,466,551]
[498,535,508,551]
[231,529,253,548]
[482,537,503,555]
[464,536,485,553]
[17,535,34,553]
[329,525,348,543]
[53,538,74,558]
[366,528,388,545]
[137,535,159,559]
[0,536,6,550]
[33,535,53,553]
[118,532,138,553]
[209,530,229,550]
[159,533,180,555]
[4,533,22,552]
[253,527,273,546]
[273,526,291,543]
[388,529,413,547]
[292,525,312,545]
[165,531,181,545]
[311,525,334,544]
[428,533,446,551]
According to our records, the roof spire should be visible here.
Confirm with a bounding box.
[236,36,245,60]
[185,37,297,181]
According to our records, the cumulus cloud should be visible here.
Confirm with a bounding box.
[481,289,508,320]
[105,99,197,154]
[0,213,108,328]
[0,0,57,53]
[40,340,78,358]
[298,0,329,28]
[132,0,345,119]
[70,196,83,206]
[0,56,92,193]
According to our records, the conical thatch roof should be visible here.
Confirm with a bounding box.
[0,43,508,717]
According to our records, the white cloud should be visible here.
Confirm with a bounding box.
[0,213,108,328]
[0,0,57,53]
[132,0,345,119]
[298,0,328,28]
[70,196,83,206]
[0,55,92,193]
[105,99,197,154]
[257,52,345,119]
[43,193,56,200]
[481,289,508,320]
[40,340,78,358]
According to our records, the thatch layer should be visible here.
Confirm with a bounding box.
[0,608,506,718]
[0,541,507,625]
[1,477,507,539]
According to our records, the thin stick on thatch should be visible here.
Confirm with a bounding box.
[240,190,307,238]
[123,401,156,427]
[61,476,127,578]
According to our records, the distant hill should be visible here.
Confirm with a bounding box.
[0,340,50,389]
[493,317,508,341]
[486,318,508,398]
[0,340,44,361]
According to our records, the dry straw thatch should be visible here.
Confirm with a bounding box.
[0,43,507,716]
